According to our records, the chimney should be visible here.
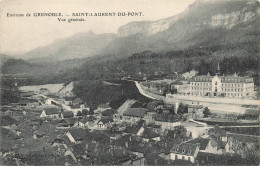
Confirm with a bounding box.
[154,158,158,165]
[196,143,200,148]
[95,143,98,152]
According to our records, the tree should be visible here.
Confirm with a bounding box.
[203,107,211,118]
[76,111,82,116]
[177,103,188,115]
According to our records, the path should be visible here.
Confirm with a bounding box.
[117,99,136,115]
[34,92,72,111]
[189,119,208,126]
[134,81,158,100]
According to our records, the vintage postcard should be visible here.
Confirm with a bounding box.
[0,0,259,166]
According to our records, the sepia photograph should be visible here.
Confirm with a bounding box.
[0,0,259,166]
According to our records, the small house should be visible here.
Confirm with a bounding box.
[170,143,199,163]
[40,107,61,118]
[95,118,114,130]
[123,108,147,124]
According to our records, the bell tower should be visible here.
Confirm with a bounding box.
[216,62,220,76]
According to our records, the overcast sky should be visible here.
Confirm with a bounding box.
[0,0,195,55]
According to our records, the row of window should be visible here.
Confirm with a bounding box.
[223,88,244,92]
[193,78,211,82]
[173,148,192,154]
[221,78,243,83]
[175,155,191,161]
[191,82,211,86]
[192,87,210,91]
[191,82,247,88]
[222,83,244,87]
[190,92,245,97]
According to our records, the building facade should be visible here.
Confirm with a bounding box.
[190,63,254,98]
[190,74,254,98]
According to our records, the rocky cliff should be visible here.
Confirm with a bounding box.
[19,0,260,62]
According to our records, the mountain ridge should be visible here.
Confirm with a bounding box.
[5,0,260,63]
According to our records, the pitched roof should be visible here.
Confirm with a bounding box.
[64,96,75,101]
[98,118,114,125]
[0,115,17,126]
[170,143,198,157]
[43,107,61,115]
[101,109,118,116]
[140,127,160,139]
[64,118,78,125]
[35,122,56,136]
[208,125,226,137]
[123,108,147,118]
[73,98,83,105]
[124,124,143,134]
[209,136,227,150]
[187,137,210,150]
[68,128,86,141]
[98,103,111,109]
[85,132,110,144]
[62,111,74,117]
[0,127,19,140]
[72,143,86,158]
[71,104,81,109]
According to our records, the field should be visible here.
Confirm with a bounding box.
[223,126,260,136]
[19,83,64,93]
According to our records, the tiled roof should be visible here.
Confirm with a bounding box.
[140,127,160,139]
[35,122,56,136]
[170,143,198,157]
[64,118,78,125]
[208,125,226,137]
[123,108,147,118]
[73,98,83,105]
[0,115,17,126]
[43,107,61,115]
[68,128,86,141]
[208,136,227,150]
[72,143,86,158]
[101,109,118,116]
[98,103,111,109]
[85,132,110,144]
[124,124,142,134]
[0,127,19,140]
[187,137,210,150]
[62,111,74,118]
[71,104,81,109]
[98,118,114,125]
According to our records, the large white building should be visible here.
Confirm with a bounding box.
[190,67,254,98]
